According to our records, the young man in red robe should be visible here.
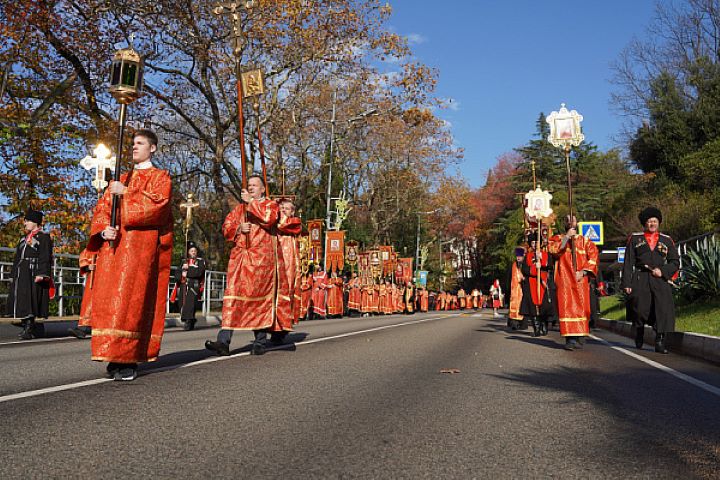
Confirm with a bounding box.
[205,175,292,356]
[277,198,302,324]
[549,216,599,351]
[85,129,173,381]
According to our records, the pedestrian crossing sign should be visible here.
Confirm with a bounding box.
[578,221,604,245]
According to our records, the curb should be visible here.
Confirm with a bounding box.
[1,314,223,337]
[597,318,720,365]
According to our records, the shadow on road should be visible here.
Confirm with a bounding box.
[490,365,720,478]
[139,332,311,373]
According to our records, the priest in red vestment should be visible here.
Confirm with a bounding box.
[347,272,362,316]
[205,175,292,356]
[508,247,525,330]
[549,216,599,350]
[311,267,329,319]
[86,130,173,381]
[326,271,344,317]
[299,272,313,320]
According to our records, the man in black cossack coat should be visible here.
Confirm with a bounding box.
[620,207,679,353]
[6,209,54,340]
[173,241,206,331]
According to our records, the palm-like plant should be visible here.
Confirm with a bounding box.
[682,236,720,298]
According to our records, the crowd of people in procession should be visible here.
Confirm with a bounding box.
[3,129,681,381]
[505,208,679,353]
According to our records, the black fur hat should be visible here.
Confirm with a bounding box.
[24,209,44,225]
[638,207,662,226]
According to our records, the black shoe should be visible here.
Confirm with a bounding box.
[655,333,668,354]
[68,327,88,339]
[18,330,34,340]
[564,339,576,351]
[575,337,586,349]
[183,319,196,331]
[18,319,35,340]
[106,362,121,378]
[251,342,266,356]
[634,327,644,349]
[540,321,549,336]
[113,364,138,382]
[531,320,540,337]
[205,340,230,356]
[269,332,288,346]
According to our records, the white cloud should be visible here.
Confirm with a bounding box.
[439,97,461,112]
[407,33,427,45]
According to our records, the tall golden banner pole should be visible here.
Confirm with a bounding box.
[214,1,257,248]
[546,104,584,270]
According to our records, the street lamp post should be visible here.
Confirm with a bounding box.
[323,94,379,268]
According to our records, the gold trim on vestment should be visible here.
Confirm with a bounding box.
[92,328,162,342]
[223,292,274,302]
[559,318,588,322]
[92,355,159,362]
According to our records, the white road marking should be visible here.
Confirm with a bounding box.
[0,314,456,404]
[0,336,84,347]
[0,378,113,403]
[590,334,720,398]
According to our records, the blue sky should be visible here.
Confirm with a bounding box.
[386,0,657,187]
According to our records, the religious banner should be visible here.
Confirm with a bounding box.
[326,230,345,274]
[345,241,359,267]
[358,252,370,281]
[397,257,414,284]
[379,246,394,277]
[368,249,382,279]
[308,219,323,246]
[307,219,323,263]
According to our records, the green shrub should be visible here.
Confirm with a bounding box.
[681,236,720,299]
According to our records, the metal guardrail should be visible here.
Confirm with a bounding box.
[0,247,227,317]
[677,231,718,271]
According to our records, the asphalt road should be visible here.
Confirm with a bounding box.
[1,310,719,479]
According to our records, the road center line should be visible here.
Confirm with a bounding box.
[590,334,720,398]
[0,314,455,404]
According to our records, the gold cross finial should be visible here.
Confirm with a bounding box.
[180,192,201,231]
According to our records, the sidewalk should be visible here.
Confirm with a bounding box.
[598,318,720,365]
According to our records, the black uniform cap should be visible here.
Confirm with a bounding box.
[638,207,662,226]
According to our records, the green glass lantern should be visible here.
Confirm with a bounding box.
[109,47,144,104]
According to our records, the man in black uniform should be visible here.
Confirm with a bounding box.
[520,240,555,337]
[620,207,679,353]
[173,241,206,331]
[6,209,54,340]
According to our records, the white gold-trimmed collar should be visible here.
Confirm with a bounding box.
[133,160,153,170]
